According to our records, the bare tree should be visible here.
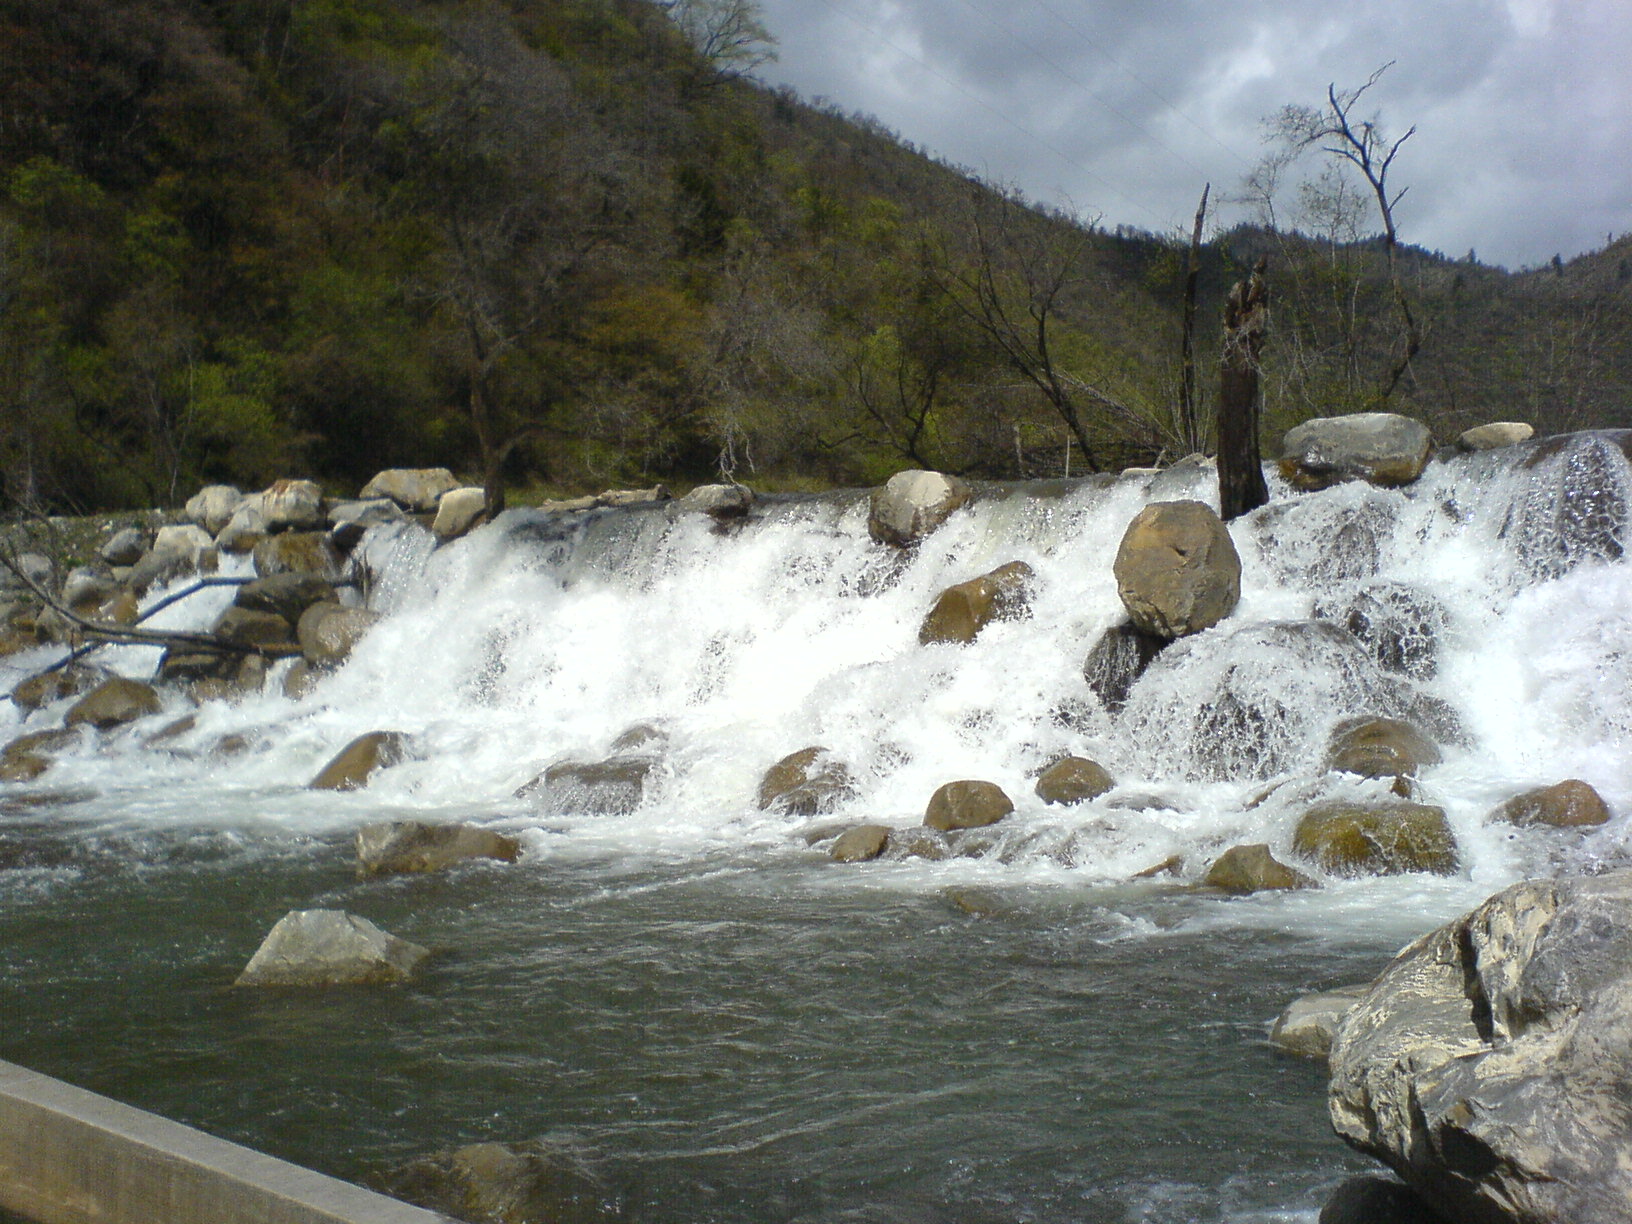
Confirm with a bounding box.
[660,0,777,82]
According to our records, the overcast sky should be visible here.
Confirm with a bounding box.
[752,0,1629,269]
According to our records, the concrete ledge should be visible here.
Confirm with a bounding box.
[0,1059,451,1224]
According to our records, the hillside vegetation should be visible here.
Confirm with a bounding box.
[2,0,1629,512]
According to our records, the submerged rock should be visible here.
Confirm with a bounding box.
[867,469,971,547]
[309,731,410,791]
[1280,412,1433,490]
[1112,500,1241,639]
[919,560,1034,645]
[1203,843,1316,894]
[64,677,162,731]
[1292,800,1457,877]
[1269,985,1370,1059]
[0,728,77,782]
[757,747,856,815]
[382,1139,624,1224]
[356,821,522,877]
[1315,582,1448,680]
[1329,871,1632,1223]
[1081,621,1168,714]
[1502,431,1630,580]
[520,756,654,815]
[1492,778,1611,828]
[235,909,429,987]
[923,780,1013,831]
[830,824,891,863]
[1033,756,1114,805]
[1323,716,1442,780]
[11,663,108,712]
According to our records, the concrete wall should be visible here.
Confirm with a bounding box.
[0,1059,452,1224]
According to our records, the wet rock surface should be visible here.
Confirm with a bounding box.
[867,469,971,547]
[356,820,522,877]
[1113,500,1241,639]
[1280,413,1433,490]
[919,560,1034,645]
[1292,800,1458,877]
[923,780,1013,831]
[235,909,429,987]
[757,747,855,815]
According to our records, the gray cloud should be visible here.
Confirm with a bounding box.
[755,0,1630,267]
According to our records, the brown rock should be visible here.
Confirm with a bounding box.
[235,573,339,626]
[757,747,856,814]
[253,531,342,579]
[1112,500,1241,639]
[356,820,522,877]
[1292,801,1458,877]
[1493,779,1612,828]
[309,731,410,791]
[212,606,297,649]
[359,468,460,511]
[1082,621,1167,713]
[11,664,107,712]
[0,729,76,782]
[887,827,951,861]
[1324,717,1442,779]
[1204,843,1317,894]
[924,780,1014,831]
[383,1139,624,1224]
[1033,756,1114,805]
[64,677,162,731]
[830,824,891,862]
[297,602,380,666]
[919,561,1034,645]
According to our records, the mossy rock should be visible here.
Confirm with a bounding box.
[924,780,1013,831]
[1034,756,1114,805]
[1324,716,1442,779]
[1292,800,1458,877]
[1493,779,1611,828]
[1203,843,1316,894]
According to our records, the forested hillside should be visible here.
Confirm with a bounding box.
[2,0,1629,512]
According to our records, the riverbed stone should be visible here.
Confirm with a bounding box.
[432,487,488,541]
[355,820,522,877]
[1113,500,1241,639]
[597,485,670,508]
[757,747,856,815]
[253,531,342,579]
[235,573,339,627]
[1318,1177,1446,1224]
[1324,716,1442,780]
[11,663,108,712]
[126,524,217,593]
[1457,421,1533,452]
[1280,413,1434,490]
[924,780,1013,831]
[184,484,245,536]
[216,499,269,553]
[1292,800,1457,877]
[99,526,150,567]
[383,1139,625,1224]
[0,729,77,782]
[830,824,891,863]
[1204,843,1317,894]
[64,677,162,731]
[1328,871,1632,1223]
[1315,582,1447,680]
[1082,621,1168,713]
[297,601,380,666]
[519,755,654,815]
[1269,984,1370,1059]
[1034,756,1114,805]
[1492,778,1611,829]
[260,479,326,531]
[211,605,297,650]
[919,561,1034,645]
[868,469,972,547]
[359,467,460,511]
[60,565,118,612]
[309,730,410,790]
[679,483,755,518]
[234,909,429,987]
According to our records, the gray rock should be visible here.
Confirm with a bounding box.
[297,601,380,666]
[259,479,327,531]
[1457,422,1533,452]
[1082,621,1167,713]
[215,499,269,553]
[234,573,339,627]
[60,565,118,610]
[0,551,52,595]
[868,470,972,547]
[1319,1176,1447,1224]
[126,524,217,593]
[1280,413,1433,490]
[431,487,487,541]
[234,909,429,987]
[1269,985,1370,1059]
[678,483,755,517]
[1315,582,1447,680]
[1113,500,1241,639]
[519,755,655,815]
[1324,716,1442,780]
[184,484,245,535]
[383,1139,624,1224]
[327,498,406,528]
[1329,871,1632,1223]
[355,821,522,877]
[358,467,459,511]
[596,485,669,507]
[98,526,150,567]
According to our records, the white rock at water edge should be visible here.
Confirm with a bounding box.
[234,909,430,986]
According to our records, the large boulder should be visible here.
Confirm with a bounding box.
[297,601,380,666]
[63,677,162,731]
[757,747,856,815]
[1033,756,1113,805]
[919,561,1034,645]
[309,731,410,791]
[1082,621,1168,713]
[678,483,755,519]
[215,499,269,553]
[867,470,972,547]
[1112,500,1241,639]
[234,909,429,987]
[355,821,522,877]
[252,531,342,579]
[234,573,338,627]
[259,479,326,531]
[359,467,460,511]
[1492,779,1611,829]
[432,487,487,541]
[923,780,1013,831]
[1323,717,1442,780]
[1329,871,1632,1223]
[1292,800,1457,877]
[184,485,245,535]
[1269,985,1369,1059]
[1280,413,1433,491]
[382,1139,624,1224]
[126,524,217,593]
[518,756,654,815]
[1203,843,1316,894]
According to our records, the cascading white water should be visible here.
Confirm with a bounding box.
[3,431,1631,1224]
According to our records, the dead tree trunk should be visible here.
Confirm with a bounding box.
[1178,183,1209,455]
[1218,257,1270,521]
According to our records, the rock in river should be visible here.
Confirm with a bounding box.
[235,909,429,986]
